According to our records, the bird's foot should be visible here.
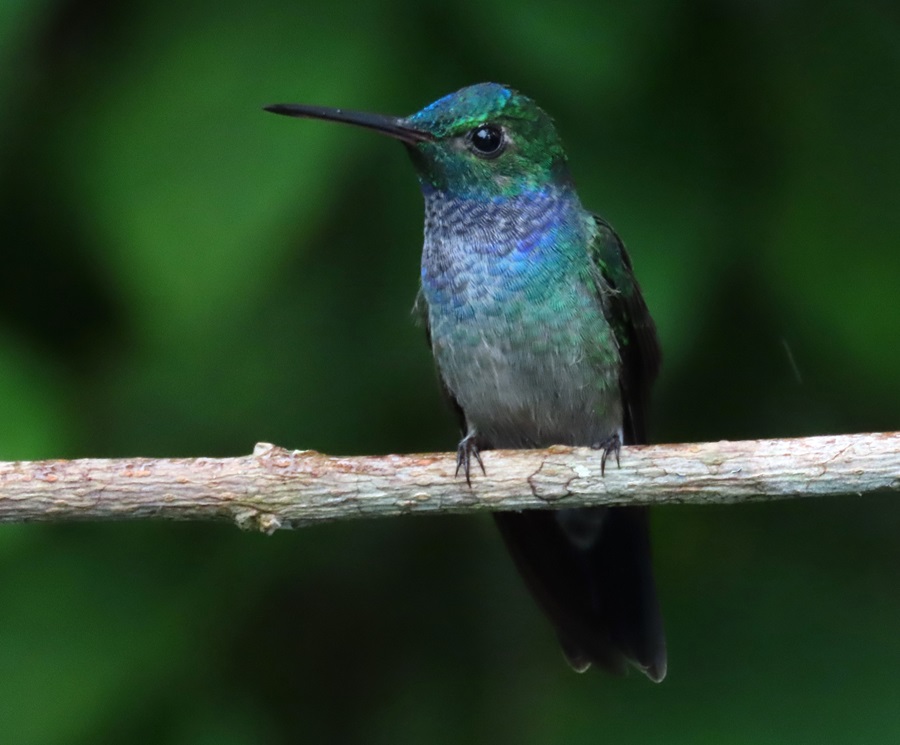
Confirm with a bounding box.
[591,433,621,476]
[455,433,486,486]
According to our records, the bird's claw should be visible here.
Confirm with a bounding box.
[592,433,621,476]
[455,434,485,486]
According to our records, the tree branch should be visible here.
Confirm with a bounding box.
[0,432,896,533]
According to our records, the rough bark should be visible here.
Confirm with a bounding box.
[0,433,896,533]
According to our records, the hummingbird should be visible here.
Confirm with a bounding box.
[265,83,666,681]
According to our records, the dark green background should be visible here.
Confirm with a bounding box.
[1,1,898,743]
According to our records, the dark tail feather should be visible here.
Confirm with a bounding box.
[493,506,666,681]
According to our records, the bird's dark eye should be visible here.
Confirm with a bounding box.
[468,124,506,158]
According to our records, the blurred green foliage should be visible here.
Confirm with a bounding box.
[0,0,898,743]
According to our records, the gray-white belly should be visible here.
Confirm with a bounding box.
[427,303,622,449]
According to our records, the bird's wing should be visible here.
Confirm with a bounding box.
[589,214,661,445]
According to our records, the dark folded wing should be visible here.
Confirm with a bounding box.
[589,214,661,444]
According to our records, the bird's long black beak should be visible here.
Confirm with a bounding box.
[263,103,434,145]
